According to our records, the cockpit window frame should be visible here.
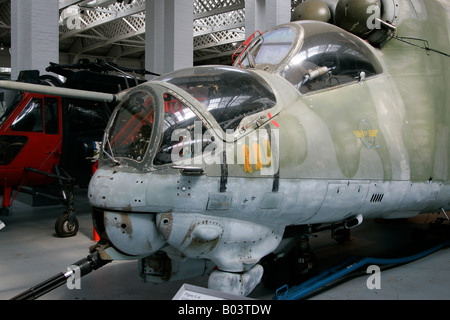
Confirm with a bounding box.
[238,23,305,75]
[101,71,284,170]
[283,21,384,94]
[102,81,221,170]
[101,84,164,170]
[154,67,281,142]
[234,21,384,94]
[150,81,229,169]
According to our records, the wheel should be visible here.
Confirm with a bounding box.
[55,213,79,237]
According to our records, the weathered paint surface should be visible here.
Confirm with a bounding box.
[87,0,450,296]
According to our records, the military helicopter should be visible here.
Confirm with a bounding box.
[4,0,450,299]
[0,59,152,237]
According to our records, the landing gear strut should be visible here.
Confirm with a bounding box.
[25,165,79,237]
[261,234,318,290]
[53,165,78,237]
[261,221,356,291]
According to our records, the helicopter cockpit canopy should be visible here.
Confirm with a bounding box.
[104,66,277,167]
[157,66,276,131]
[235,21,383,94]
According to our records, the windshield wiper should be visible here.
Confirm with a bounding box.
[103,135,120,166]
[243,38,263,68]
[247,53,256,68]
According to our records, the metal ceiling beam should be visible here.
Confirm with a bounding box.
[76,27,145,54]
[59,0,90,10]
[60,2,145,40]
[194,34,244,51]
[7,0,260,67]
[194,2,245,19]
[194,21,244,37]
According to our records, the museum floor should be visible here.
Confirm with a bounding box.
[1,187,449,300]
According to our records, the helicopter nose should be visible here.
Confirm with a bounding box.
[88,168,147,210]
[104,211,166,256]
[88,167,166,256]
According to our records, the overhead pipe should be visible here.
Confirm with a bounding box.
[0,80,119,103]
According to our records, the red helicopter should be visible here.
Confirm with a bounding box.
[0,60,154,237]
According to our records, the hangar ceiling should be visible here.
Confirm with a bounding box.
[0,0,301,69]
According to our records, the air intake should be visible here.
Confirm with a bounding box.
[370,193,384,203]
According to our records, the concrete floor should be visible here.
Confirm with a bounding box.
[0,187,449,300]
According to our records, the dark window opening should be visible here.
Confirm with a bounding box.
[67,99,109,134]
[44,97,59,134]
[10,98,43,132]
[0,136,28,165]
